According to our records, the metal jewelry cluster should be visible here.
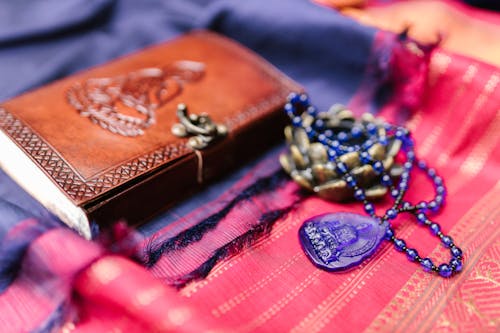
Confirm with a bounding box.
[282,93,463,277]
[280,101,403,201]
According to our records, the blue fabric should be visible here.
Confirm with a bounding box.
[0,0,376,234]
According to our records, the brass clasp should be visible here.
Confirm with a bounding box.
[171,104,227,150]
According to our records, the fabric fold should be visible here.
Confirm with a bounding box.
[0,0,115,45]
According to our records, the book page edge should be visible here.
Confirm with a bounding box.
[0,130,91,239]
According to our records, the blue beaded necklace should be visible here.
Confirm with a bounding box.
[283,92,463,277]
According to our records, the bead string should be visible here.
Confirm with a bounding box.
[285,93,463,277]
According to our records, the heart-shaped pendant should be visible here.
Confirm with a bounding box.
[299,212,387,271]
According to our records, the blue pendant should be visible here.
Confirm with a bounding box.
[299,212,387,271]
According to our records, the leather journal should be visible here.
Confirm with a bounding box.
[0,31,301,238]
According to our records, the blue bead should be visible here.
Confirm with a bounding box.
[430,223,440,234]
[407,151,415,160]
[351,126,362,138]
[381,174,392,186]
[436,186,445,195]
[307,106,317,116]
[421,258,434,271]
[345,175,356,187]
[434,176,443,185]
[417,213,427,224]
[391,189,399,198]
[314,119,325,129]
[327,149,337,160]
[360,152,371,163]
[373,161,384,174]
[417,201,428,211]
[324,129,333,137]
[299,93,309,105]
[404,161,413,169]
[438,264,452,278]
[399,181,408,190]
[336,162,348,174]
[428,168,437,177]
[364,202,375,214]
[394,238,406,251]
[331,140,340,148]
[450,258,463,272]
[435,195,444,204]
[292,116,302,126]
[441,236,453,247]
[379,137,388,145]
[418,160,427,169]
[406,248,418,261]
[338,132,348,142]
[288,92,299,102]
[405,137,414,148]
[403,201,412,209]
[385,227,394,240]
[284,103,293,113]
[428,201,439,212]
[354,189,365,201]
[396,129,405,138]
[387,208,397,220]
[451,246,462,258]
[366,123,377,134]
[291,96,301,104]
[364,139,374,148]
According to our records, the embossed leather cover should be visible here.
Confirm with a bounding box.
[0,31,301,237]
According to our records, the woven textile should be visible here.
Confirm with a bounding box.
[146,49,500,332]
[0,1,499,332]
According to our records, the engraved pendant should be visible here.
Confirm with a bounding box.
[299,212,387,271]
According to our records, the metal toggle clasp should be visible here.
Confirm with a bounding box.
[171,103,228,150]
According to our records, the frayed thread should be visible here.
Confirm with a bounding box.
[167,200,301,289]
[389,28,438,113]
[349,28,438,121]
[143,169,289,268]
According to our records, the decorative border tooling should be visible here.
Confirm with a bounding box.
[0,109,191,203]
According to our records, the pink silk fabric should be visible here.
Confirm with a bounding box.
[1,22,500,333]
[147,49,500,332]
[1,49,498,333]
